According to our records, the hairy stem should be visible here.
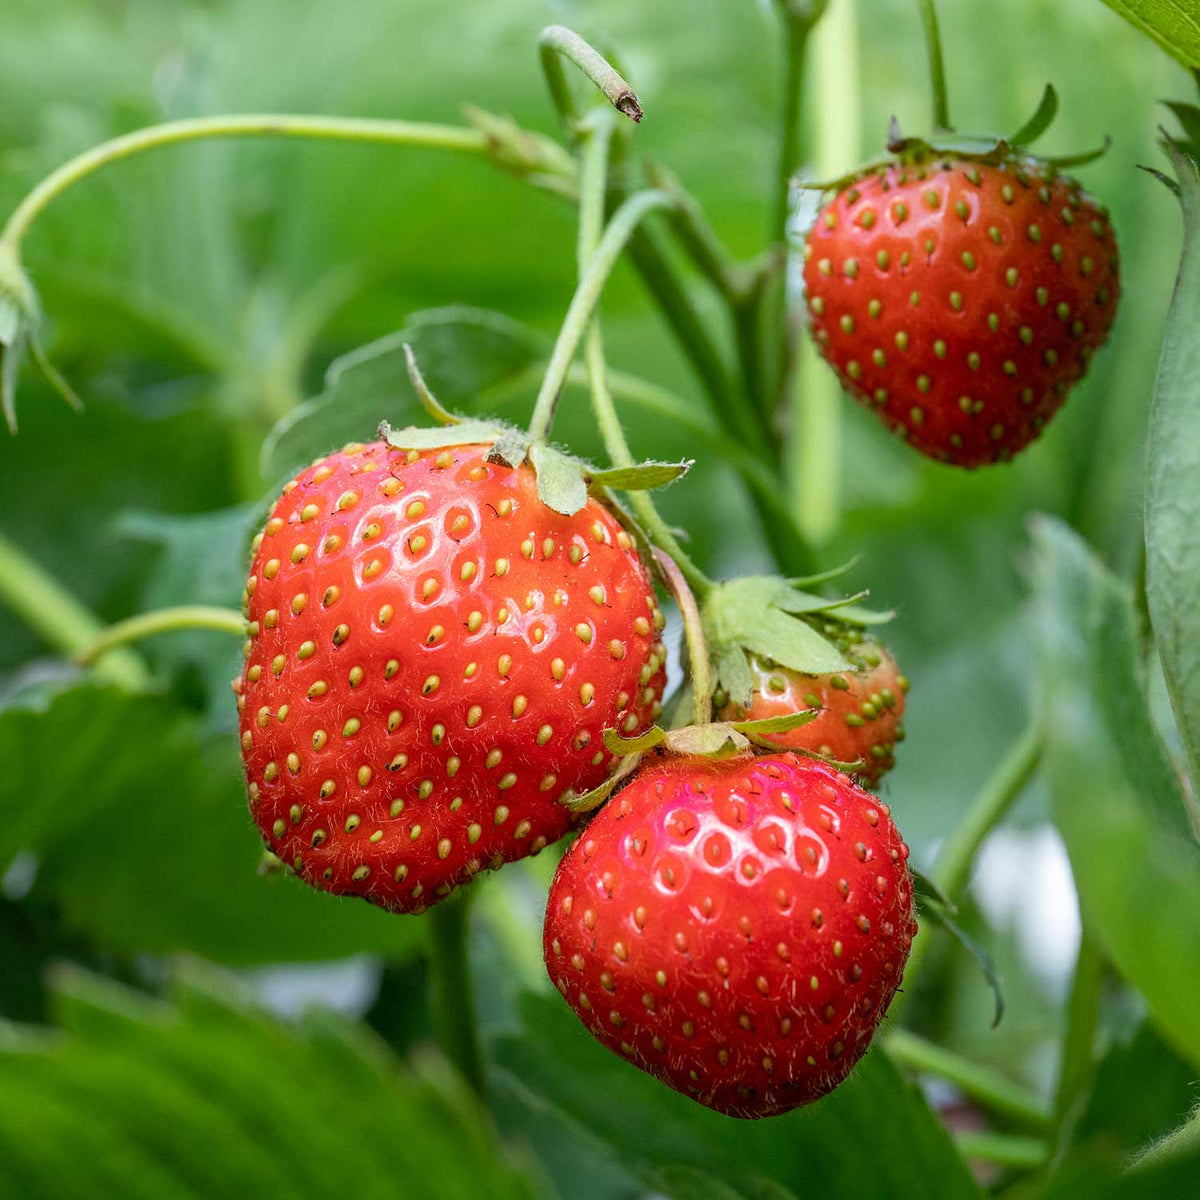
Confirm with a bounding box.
[0,534,148,689]
[884,1029,1051,1131]
[538,25,643,130]
[1,115,491,249]
[527,189,674,442]
[915,0,951,131]
[427,894,486,1095]
[655,549,713,726]
[77,606,247,667]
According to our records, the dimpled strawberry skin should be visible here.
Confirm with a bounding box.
[803,157,1119,466]
[544,755,916,1118]
[719,643,908,785]
[235,440,667,913]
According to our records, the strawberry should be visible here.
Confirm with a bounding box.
[716,639,907,785]
[234,439,667,913]
[544,754,916,1118]
[803,152,1119,466]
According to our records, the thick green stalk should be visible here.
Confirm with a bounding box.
[527,189,674,442]
[1,115,489,249]
[884,1030,1051,1131]
[0,533,148,689]
[915,0,951,130]
[427,895,486,1095]
[77,606,246,667]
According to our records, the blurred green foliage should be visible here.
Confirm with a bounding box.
[1,0,1199,1196]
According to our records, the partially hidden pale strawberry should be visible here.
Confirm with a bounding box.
[544,754,916,1118]
[718,639,907,785]
[233,439,667,913]
[803,152,1119,466]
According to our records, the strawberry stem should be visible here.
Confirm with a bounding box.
[915,0,952,131]
[76,606,247,667]
[654,549,713,726]
[538,25,644,132]
[0,533,149,689]
[773,2,828,242]
[427,893,486,1096]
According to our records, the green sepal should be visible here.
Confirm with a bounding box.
[602,725,667,757]
[663,724,749,758]
[487,429,530,468]
[402,343,460,426]
[559,753,641,814]
[714,644,755,709]
[728,709,819,736]
[586,460,692,491]
[1165,103,1200,156]
[787,557,862,588]
[531,442,588,515]
[378,417,511,451]
[1009,83,1058,147]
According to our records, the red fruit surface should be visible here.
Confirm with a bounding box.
[544,754,916,1118]
[718,641,907,785]
[803,155,1119,466]
[235,440,667,913]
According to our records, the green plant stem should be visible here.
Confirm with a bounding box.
[538,25,643,131]
[915,0,951,131]
[1130,1107,1200,1171]
[655,549,713,725]
[773,4,822,241]
[77,606,247,667]
[884,1030,1051,1131]
[954,1132,1048,1171]
[527,188,674,442]
[0,115,491,250]
[0,533,148,689]
[1052,932,1104,1137]
[933,724,1043,898]
[426,894,486,1096]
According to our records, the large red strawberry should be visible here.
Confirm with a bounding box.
[803,150,1119,466]
[717,639,907,785]
[234,439,667,913]
[544,754,915,1118]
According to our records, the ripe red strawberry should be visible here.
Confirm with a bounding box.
[803,153,1119,466]
[234,439,667,913]
[544,754,915,1118]
[717,640,907,785]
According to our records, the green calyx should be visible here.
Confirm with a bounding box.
[380,343,690,516]
[700,573,893,709]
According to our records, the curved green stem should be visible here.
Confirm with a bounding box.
[915,0,951,131]
[527,188,674,442]
[1,115,490,250]
[77,606,246,667]
[773,3,825,241]
[538,25,643,132]
[1131,1107,1200,1172]
[427,893,486,1096]
[954,1132,1048,1171]
[655,549,713,726]
[0,533,148,689]
[884,1029,1051,1131]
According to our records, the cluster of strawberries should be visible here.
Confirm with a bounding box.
[235,146,1117,1120]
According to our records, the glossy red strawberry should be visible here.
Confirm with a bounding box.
[718,640,907,785]
[234,439,667,913]
[544,754,915,1118]
[803,154,1119,466]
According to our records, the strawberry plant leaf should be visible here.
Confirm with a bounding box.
[1094,0,1200,69]
[586,460,692,491]
[530,443,588,515]
[1031,516,1200,1069]
[490,992,981,1200]
[0,963,538,1200]
[1144,136,1200,807]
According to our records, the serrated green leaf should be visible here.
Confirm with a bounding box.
[663,724,749,757]
[586,460,692,491]
[602,725,666,756]
[530,443,588,516]
[1009,83,1059,147]
[919,899,1005,1028]
[1144,137,1200,807]
[380,417,508,451]
[1031,516,1200,1069]
[1095,0,1200,69]
[729,709,819,736]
